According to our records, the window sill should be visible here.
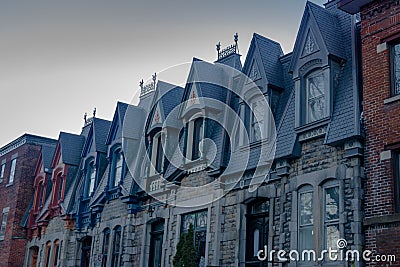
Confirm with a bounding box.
[384,94,400,105]
[5,183,13,187]
[295,117,329,134]
[238,139,269,152]
[0,236,4,241]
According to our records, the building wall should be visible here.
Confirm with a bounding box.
[0,143,42,267]
[360,0,400,265]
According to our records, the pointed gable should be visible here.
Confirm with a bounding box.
[106,102,129,145]
[52,132,85,167]
[243,33,284,89]
[289,1,346,74]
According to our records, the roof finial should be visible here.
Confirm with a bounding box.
[234,32,239,54]
[84,112,87,124]
[93,107,96,117]
[152,73,157,85]
[139,79,144,90]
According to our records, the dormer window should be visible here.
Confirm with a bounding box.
[38,181,44,208]
[57,173,64,201]
[150,132,164,175]
[86,161,96,196]
[111,148,123,187]
[185,117,204,161]
[306,69,326,123]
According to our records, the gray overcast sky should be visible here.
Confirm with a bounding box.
[0,0,326,147]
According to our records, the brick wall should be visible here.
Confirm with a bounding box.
[361,0,400,265]
[0,144,42,267]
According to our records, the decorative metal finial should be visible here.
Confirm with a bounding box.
[84,112,87,123]
[139,79,144,90]
[216,42,221,52]
[152,73,157,84]
[93,107,96,117]
[234,33,239,53]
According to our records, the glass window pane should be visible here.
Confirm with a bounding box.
[299,228,314,251]
[393,44,400,96]
[9,159,16,184]
[326,224,340,250]
[325,187,339,221]
[182,214,195,232]
[307,71,326,122]
[253,229,260,256]
[300,192,313,225]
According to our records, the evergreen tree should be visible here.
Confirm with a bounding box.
[173,224,198,267]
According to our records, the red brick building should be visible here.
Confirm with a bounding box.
[339,0,400,265]
[0,134,56,267]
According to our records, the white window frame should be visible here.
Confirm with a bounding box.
[0,161,5,183]
[185,116,205,162]
[306,69,327,124]
[8,158,17,185]
[0,207,10,240]
[150,132,164,176]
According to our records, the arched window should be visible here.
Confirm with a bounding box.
[112,149,123,187]
[298,185,314,253]
[52,239,60,267]
[246,199,269,264]
[57,173,63,201]
[150,132,164,175]
[87,161,96,196]
[111,226,122,267]
[102,228,110,267]
[192,118,203,160]
[44,241,52,267]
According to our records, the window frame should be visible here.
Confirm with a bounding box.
[44,241,52,267]
[52,239,60,267]
[181,210,208,261]
[323,185,340,253]
[0,162,5,183]
[102,228,111,267]
[149,131,164,176]
[111,226,122,267]
[394,151,400,212]
[298,187,314,254]
[245,199,270,265]
[390,42,400,97]
[185,117,205,162]
[305,69,327,124]
[8,158,17,184]
[0,207,10,240]
[110,148,124,188]
[86,160,96,197]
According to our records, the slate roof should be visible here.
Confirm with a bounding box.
[41,145,56,172]
[253,33,284,88]
[58,132,85,166]
[92,118,111,153]
[307,1,346,60]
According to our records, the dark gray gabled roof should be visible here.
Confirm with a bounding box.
[307,1,346,60]
[58,132,86,166]
[92,118,111,153]
[253,33,284,88]
[41,144,56,172]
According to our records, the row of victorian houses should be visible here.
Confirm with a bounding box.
[0,0,399,266]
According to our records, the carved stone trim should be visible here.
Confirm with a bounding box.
[298,125,327,142]
[298,59,322,76]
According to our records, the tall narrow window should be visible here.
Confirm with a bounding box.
[87,162,96,196]
[306,70,326,123]
[391,43,400,96]
[52,240,60,267]
[395,152,400,212]
[324,186,340,251]
[0,207,10,239]
[155,134,164,173]
[102,228,110,267]
[57,174,63,201]
[246,199,269,265]
[181,210,207,262]
[113,150,123,187]
[38,182,44,208]
[44,242,52,267]
[250,96,267,142]
[150,133,164,175]
[0,162,5,183]
[111,226,122,267]
[192,118,203,160]
[9,158,16,184]
[299,189,314,253]
[149,221,164,267]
